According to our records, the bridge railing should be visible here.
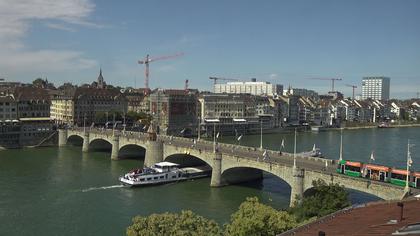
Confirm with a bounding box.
[65,128,336,165]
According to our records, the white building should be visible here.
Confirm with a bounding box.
[361,77,390,100]
[214,79,283,97]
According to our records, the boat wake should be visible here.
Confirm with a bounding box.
[81,185,125,192]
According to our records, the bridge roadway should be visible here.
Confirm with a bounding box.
[59,128,414,206]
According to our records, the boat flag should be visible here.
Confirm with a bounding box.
[263,150,268,160]
[370,151,375,161]
[180,128,186,134]
[237,135,243,141]
[312,144,316,151]
[281,139,285,148]
[216,132,220,139]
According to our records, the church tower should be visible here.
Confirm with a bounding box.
[97,68,105,89]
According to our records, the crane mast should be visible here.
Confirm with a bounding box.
[138,53,184,91]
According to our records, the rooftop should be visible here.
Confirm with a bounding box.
[279,199,420,236]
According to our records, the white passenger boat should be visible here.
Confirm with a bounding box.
[298,144,323,158]
[119,162,211,187]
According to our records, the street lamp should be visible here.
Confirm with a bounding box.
[210,119,220,153]
[259,119,263,149]
[293,128,297,168]
[405,139,414,194]
[339,128,343,161]
[83,113,86,134]
[197,116,201,141]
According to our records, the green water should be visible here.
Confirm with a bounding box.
[1,127,419,235]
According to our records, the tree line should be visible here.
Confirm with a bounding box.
[126,179,350,236]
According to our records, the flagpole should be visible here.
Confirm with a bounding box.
[213,122,216,153]
[260,120,263,149]
[405,139,410,193]
[339,128,343,161]
[293,128,297,168]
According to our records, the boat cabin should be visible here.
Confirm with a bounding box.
[152,162,180,172]
[336,160,362,177]
[363,164,390,182]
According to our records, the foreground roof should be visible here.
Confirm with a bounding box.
[279,198,420,236]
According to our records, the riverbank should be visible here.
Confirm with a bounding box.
[317,123,420,131]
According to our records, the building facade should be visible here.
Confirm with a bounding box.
[362,76,390,100]
[51,87,128,126]
[214,79,283,97]
[149,89,197,136]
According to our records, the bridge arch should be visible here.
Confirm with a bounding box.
[221,165,294,188]
[67,134,83,146]
[118,144,146,159]
[164,153,211,168]
[89,138,112,151]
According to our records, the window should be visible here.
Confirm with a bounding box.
[146,177,152,181]
[153,177,158,180]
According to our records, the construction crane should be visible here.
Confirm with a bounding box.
[307,78,342,92]
[138,53,184,90]
[345,84,358,100]
[209,77,239,85]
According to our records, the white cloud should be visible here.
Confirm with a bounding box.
[0,0,98,79]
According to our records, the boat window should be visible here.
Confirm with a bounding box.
[147,177,152,181]
[153,177,158,180]
[139,178,145,181]
[160,176,164,179]
[172,175,176,178]
[178,173,181,177]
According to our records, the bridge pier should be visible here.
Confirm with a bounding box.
[58,129,68,147]
[111,136,120,160]
[290,167,305,207]
[210,152,223,187]
[144,140,163,167]
[82,133,89,152]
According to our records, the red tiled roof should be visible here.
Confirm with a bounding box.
[280,199,420,236]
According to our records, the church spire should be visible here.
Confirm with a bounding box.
[97,68,105,89]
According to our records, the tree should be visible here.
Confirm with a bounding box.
[224,197,297,236]
[126,210,222,236]
[289,179,350,222]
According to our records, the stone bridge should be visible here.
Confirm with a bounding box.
[59,129,409,206]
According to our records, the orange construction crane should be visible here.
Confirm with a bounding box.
[209,76,239,85]
[307,78,342,92]
[345,84,358,100]
[138,53,184,90]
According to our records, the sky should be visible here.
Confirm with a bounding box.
[0,0,419,98]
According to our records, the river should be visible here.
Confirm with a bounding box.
[0,127,419,236]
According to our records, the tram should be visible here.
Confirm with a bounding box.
[336,160,420,188]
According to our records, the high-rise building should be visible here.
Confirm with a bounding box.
[361,77,390,100]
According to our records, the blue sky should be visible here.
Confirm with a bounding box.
[0,0,419,98]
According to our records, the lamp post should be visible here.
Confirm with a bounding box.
[405,139,413,193]
[197,116,201,141]
[212,120,219,153]
[259,119,263,149]
[83,113,86,135]
[339,128,343,161]
[293,128,297,168]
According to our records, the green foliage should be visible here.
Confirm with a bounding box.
[224,197,297,236]
[126,210,222,236]
[289,179,350,222]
